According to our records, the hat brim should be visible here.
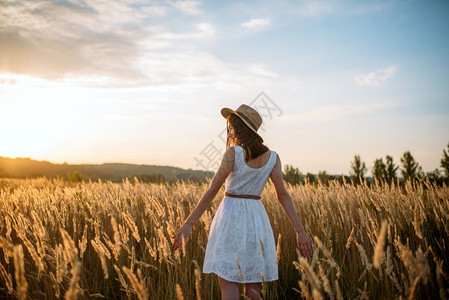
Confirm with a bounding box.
[221,107,235,119]
[220,107,264,142]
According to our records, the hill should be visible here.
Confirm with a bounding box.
[0,156,214,183]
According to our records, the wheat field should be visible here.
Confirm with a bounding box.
[0,177,447,299]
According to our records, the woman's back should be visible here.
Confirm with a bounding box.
[243,147,271,168]
[174,103,313,294]
[203,144,279,283]
[225,145,277,196]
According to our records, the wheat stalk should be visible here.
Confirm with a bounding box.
[318,264,334,300]
[334,279,343,300]
[354,240,372,271]
[298,280,312,300]
[91,239,109,279]
[345,227,355,249]
[65,261,82,300]
[313,236,341,278]
[373,220,388,269]
[123,212,141,243]
[276,233,281,264]
[0,261,13,294]
[111,216,121,254]
[235,257,243,280]
[298,256,321,292]
[122,267,148,300]
[413,204,423,240]
[13,244,28,300]
[114,264,131,299]
[78,225,88,259]
[176,284,184,300]
[193,260,202,300]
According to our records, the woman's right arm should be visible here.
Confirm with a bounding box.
[172,146,235,250]
[270,154,313,258]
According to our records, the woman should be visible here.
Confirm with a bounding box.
[172,104,313,300]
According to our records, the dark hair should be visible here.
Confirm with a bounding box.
[226,114,269,161]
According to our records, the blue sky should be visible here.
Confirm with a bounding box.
[0,0,448,175]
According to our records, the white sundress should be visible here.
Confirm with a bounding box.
[203,145,278,283]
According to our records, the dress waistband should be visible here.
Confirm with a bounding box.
[225,191,261,200]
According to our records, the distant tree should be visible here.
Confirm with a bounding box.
[441,142,449,179]
[134,174,166,183]
[385,155,399,184]
[350,154,367,184]
[318,170,331,185]
[334,174,351,185]
[305,172,316,185]
[400,151,423,181]
[425,169,443,185]
[372,158,387,183]
[66,171,87,183]
[282,164,302,185]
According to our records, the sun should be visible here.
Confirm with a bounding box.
[0,74,83,159]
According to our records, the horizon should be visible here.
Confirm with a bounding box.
[1,0,448,175]
[0,149,444,178]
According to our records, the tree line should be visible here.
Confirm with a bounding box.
[282,142,449,186]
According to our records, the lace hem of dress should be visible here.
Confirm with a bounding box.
[203,270,279,283]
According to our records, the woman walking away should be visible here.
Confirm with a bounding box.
[172,104,313,300]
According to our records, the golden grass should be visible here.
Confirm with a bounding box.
[0,177,447,299]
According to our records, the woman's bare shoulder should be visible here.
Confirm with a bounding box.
[223,146,236,159]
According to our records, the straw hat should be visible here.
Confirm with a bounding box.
[221,104,263,142]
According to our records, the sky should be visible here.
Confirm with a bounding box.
[0,0,448,176]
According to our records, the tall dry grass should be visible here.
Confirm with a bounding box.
[0,177,447,299]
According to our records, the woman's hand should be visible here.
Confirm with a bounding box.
[172,223,192,250]
[296,230,313,258]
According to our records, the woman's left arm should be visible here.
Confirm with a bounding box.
[269,154,313,258]
[172,146,235,250]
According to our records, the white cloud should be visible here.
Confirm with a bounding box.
[354,66,398,86]
[195,23,215,37]
[247,64,278,77]
[241,18,271,28]
[171,0,202,15]
[134,52,275,89]
[140,5,169,17]
[0,1,226,87]
[149,22,215,40]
